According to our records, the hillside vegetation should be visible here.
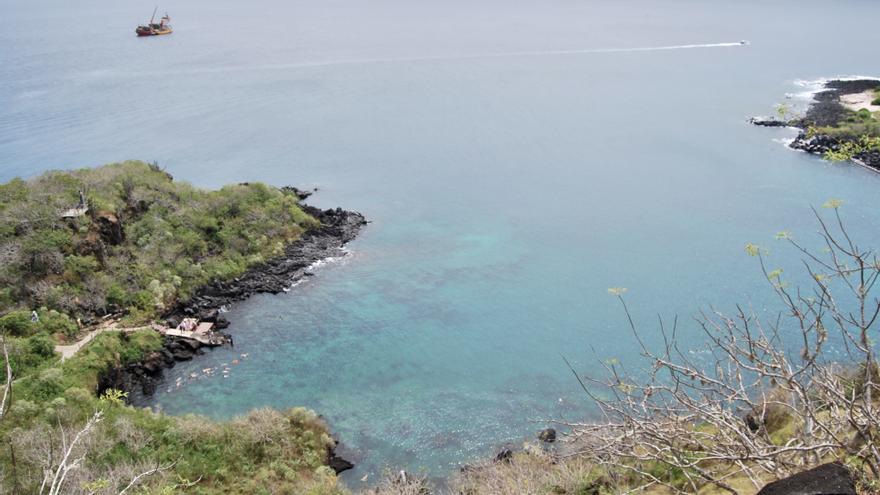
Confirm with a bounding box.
[3,164,877,494]
[0,161,317,332]
[0,163,349,494]
[0,329,343,494]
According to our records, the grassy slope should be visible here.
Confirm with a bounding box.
[0,163,345,494]
[2,330,343,494]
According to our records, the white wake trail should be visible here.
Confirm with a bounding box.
[85,41,747,80]
[246,41,747,71]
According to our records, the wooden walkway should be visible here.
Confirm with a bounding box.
[160,324,221,345]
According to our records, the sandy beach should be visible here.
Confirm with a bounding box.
[840,88,880,112]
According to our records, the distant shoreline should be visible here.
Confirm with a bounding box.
[752,78,880,171]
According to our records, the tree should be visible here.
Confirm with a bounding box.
[776,102,791,122]
[564,205,880,493]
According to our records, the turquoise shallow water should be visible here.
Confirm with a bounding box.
[4,0,880,486]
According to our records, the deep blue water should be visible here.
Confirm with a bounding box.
[4,0,880,487]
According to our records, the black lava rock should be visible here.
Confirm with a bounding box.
[163,207,366,323]
[100,202,367,407]
[538,428,557,443]
[750,117,790,127]
[328,454,354,474]
[493,447,514,463]
[757,462,856,495]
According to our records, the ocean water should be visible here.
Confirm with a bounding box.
[4,0,880,487]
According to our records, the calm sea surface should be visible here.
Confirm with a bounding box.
[3,0,880,486]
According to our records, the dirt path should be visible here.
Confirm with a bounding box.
[54,321,151,361]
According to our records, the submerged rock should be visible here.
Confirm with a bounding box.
[756,462,856,495]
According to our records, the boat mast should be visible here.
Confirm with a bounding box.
[149,5,158,24]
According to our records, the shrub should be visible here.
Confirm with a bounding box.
[0,310,35,336]
[37,309,78,337]
[63,386,92,404]
[8,399,39,420]
[0,161,321,323]
[32,368,65,401]
[131,290,155,311]
[28,334,56,357]
[63,254,100,283]
[566,209,880,492]
[106,282,131,309]
[19,230,72,276]
[2,336,56,382]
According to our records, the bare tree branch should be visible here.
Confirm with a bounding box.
[0,335,11,420]
[562,210,880,493]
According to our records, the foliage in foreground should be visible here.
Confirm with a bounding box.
[0,331,340,494]
[552,205,880,494]
[0,161,317,329]
[806,107,880,162]
[370,207,880,495]
[0,162,342,494]
[3,163,879,494]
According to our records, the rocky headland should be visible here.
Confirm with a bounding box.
[96,192,366,476]
[752,78,880,170]
[101,202,366,406]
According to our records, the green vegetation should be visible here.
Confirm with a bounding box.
[823,135,880,162]
[0,331,342,494]
[806,107,880,162]
[3,163,877,494]
[0,161,318,328]
[0,163,346,493]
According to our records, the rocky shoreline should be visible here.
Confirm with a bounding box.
[99,202,365,399]
[96,197,366,472]
[751,78,880,170]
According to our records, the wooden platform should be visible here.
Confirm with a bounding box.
[160,320,225,346]
[61,206,88,218]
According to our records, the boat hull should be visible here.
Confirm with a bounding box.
[136,27,172,36]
